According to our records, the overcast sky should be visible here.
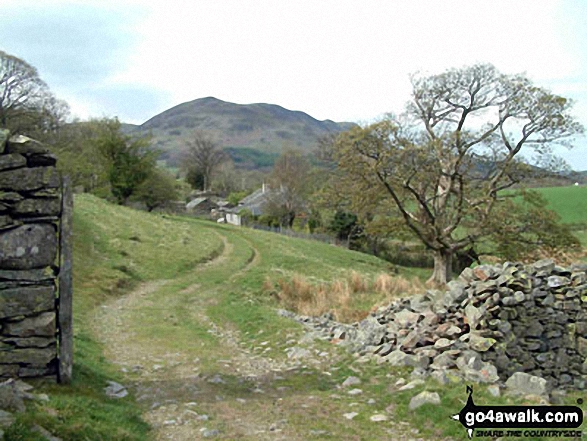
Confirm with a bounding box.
[1,0,586,169]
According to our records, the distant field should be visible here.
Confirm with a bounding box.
[533,185,587,225]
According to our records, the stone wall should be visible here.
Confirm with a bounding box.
[0,129,71,380]
[291,259,587,392]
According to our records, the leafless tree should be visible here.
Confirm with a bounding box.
[265,150,312,227]
[0,50,68,136]
[183,130,227,191]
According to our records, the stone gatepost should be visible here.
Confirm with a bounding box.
[0,129,73,382]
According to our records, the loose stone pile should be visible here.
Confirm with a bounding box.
[0,130,61,378]
[288,260,587,392]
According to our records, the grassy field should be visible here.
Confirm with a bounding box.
[533,185,587,249]
[533,185,587,225]
[6,193,585,440]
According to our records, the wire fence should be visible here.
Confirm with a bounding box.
[250,224,345,246]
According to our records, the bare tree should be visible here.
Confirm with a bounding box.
[330,63,583,285]
[184,130,227,191]
[265,150,312,227]
[0,50,68,136]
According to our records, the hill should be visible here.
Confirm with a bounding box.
[124,97,355,166]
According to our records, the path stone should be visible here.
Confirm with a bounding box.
[409,391,441,410]
[398,379,425,391]
[370,414,388,422]
[342,376,361,387]
[104,381,128,399]
[343,412,359,420]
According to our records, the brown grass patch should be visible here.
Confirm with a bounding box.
[270,271,425,323]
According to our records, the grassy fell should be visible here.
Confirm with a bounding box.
[11,193,586,440]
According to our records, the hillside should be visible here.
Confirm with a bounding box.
[9,195,587,440]
[124,97,355,166]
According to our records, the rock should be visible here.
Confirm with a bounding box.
[430,370,450,385]
[465,304,484,330]
[548,276,570,289]
[208,374,225,384]
[0,285,56,320]
[487,384,501,397]
[434,338,453,349]
[409,391,441,410]
[0,224,58,270]
[375,342,394,356]
[0,346,56,366]
[32,425,63,441]
[3,312,56,337]
[0,129,9,153]
[468,333,496,352]
[505,372,548,396]
[457,353,499,383]
[0,379,26,412]
[384,350,429,369]
[6,135,49,155]
[0,166,60,192]
[577,337,587,357]
[430,352,456,370]
[286,346,311,360]
[342,376,361,387]
[104,381,128,399]
[0,410,15,428]
[0,153,26,172]
[442,280,467,306]
[347,388,363,396]
[532,259,556,273]
[343,412,359,420]
[398,379,425,391]
[202,429,220,438]
[394,310,421,328]
[436,323,461,338]
[13,198,61,217]
[370,414,388,422]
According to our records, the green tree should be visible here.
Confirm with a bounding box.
[49,118,112,192]
[133,168,179,212]
[329,63,583,285]
[95,119,157,204]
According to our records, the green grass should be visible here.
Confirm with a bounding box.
[11,193,585,440]
[8,195,225,441]
[533,185,587,225]
[532,185,587,249]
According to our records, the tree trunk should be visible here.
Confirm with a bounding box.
[427,249,453,286]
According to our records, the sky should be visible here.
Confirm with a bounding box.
[1,0,586,169]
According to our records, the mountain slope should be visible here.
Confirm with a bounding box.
[126,97,354,165]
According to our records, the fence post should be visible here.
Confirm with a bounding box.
[58,176,73,384]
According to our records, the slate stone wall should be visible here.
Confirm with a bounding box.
[292,259,587,391]
[0,129,62,379]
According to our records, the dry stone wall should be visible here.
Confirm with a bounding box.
[0,129,66,380]
[289,259,587,393]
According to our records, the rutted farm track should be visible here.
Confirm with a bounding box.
[91,225,436,440]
